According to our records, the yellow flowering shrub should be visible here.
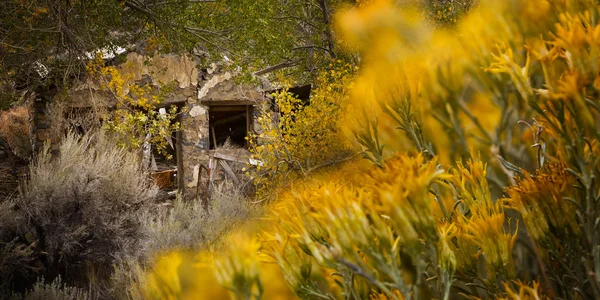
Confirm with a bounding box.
[86,54,181,158]
[248,60,357,198]
[134,0,600,299]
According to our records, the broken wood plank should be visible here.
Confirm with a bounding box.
[209,157,217,184]
[246,105,251,148]
[208,105,249,112]
[211,126,217,148]
[212,113,246,127]
[201,100,256,106]
[218,159,240,185]
[212,151,249,164]
[253,59,301,76]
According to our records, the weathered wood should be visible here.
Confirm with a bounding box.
[194,164,210,208]
[202,164,211,209]
[208,157,217,184]
[212,113,246,127]
[246,105,251,148]
[211,126,217,148]
[176,129,184,194]
[200,151,248,209]
[212,151,249,164]
[155,98,187,108]
[201,100,256,106]
[207,105,249,112]
[253,59,301,76]
[218,159,240,185]
[195,165,201,200]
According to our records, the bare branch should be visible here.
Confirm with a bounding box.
[253,60,301,76]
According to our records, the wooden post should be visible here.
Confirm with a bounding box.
[211,126,217,149]
[203,156,217,209]
[176,129,184,194]
[195,165,202,200]
[246,105,251,148]
[203,166,211,209]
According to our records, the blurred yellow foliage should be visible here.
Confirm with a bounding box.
[136,0,600,299]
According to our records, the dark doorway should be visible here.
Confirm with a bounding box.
[209,105,252,149]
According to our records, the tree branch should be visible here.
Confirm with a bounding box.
[253,59,301,76]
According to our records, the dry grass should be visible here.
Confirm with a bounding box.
[109,179,258,299]
[9,277,90,300]
[140,179,255,255]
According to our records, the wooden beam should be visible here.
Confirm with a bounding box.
[246,105,251,148]
[209,105,248,112]
[201,100,257,106]
[156,99,187,108]
[212,151,249,164]
[211,126,217,149]
[176,129,184,194]
[253,59,301,76]
[212,112,246,127]
[218,159,240,185]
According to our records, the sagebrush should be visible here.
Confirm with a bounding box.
[0,131,157,296]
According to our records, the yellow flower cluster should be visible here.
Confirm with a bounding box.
[504,164,579,242]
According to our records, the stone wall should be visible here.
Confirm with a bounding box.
[179,64,265,199]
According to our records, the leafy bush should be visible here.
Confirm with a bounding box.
[0,131,157,296]
[421,0,477,26]
[86,54,182,159]
[248,60,357,198]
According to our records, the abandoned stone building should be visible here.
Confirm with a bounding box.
[29,52,310,199]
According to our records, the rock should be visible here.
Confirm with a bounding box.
[189,105,206,117]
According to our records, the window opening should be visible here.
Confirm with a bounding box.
[209,105,252,149]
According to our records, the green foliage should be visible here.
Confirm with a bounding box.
[212,0,358,81]
[0,0,220,89]
[0,0,360,94]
